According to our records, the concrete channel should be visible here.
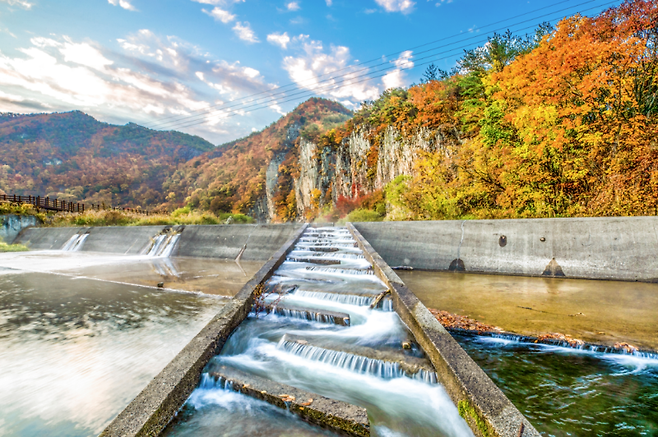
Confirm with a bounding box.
[62,222,537,437]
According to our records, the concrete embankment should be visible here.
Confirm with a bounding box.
[353,217,658,282]
[15,224,303,260]
[347,223,540,437]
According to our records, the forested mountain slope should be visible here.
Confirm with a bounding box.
[0,111,214,207]
[258,0,658,222]
[163,98,351,221]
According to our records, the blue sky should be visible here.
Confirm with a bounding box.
[0,0,622,144]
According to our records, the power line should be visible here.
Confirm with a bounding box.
[155,0,620,132]
[148,0,583,128]
[167,0,621,132]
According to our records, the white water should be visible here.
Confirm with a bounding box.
[61,234,88,252]
[146,233,180,257]
[293,289,394,311]
[177,227,474,437]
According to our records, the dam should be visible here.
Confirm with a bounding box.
[2,217,658,436]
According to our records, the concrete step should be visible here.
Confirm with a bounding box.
[281,334,436,382]
[261,303,351,326]
[205,365,369,437]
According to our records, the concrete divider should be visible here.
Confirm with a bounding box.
[347,223,540,437]
[99,224,308,437]
[353,217,658,281]
[177,224,303,260]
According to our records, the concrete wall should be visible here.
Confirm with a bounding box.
[13,225,80,250]
[177,224,303,260]
[14,223,304,260]
[354,217,658,282]
[0,214,38,244]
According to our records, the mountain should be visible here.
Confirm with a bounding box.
[163,98,351,221]
[0,111,215,208]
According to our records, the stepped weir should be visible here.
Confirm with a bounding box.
[98,224,538,437]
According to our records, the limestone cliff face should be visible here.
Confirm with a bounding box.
[262,122,301,221]
[290,125,448,219]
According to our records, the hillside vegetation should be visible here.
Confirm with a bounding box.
[301,0,658,222]
[163,98,351,218]
[0,111,214,208]
[1,0,655,224]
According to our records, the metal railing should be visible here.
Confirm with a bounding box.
[0,194,154,215]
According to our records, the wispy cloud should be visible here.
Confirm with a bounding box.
[203,7,236,23]
[325,0,332,5]
[232,21,259,43]
[286,1,300,11]
[0,31,277,141]
[374,0,415,14]
[108,0,137,11]
[267,31,290,49]
[281,35,380,107]
[0,0,33,9]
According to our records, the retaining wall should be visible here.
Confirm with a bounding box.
[14,224,303,260]
[0,214,38,244]
[353,217,658,281]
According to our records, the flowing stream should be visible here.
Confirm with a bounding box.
[166,227,473,437]
[453,332,658,436]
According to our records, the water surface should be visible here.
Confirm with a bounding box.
[454,332,658,436]
[399,271,658,350]
[0,271,226,436]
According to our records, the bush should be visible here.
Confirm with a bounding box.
[345,208,385,222]
[0,239,28,252]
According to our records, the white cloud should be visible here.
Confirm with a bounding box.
[0,0,33,9]
[325,0,332,5]
[374,0,415,14]
[60,38,114,71]
[202,6,235,23]
[382,50,413,89]
[108,0,137,11]
[267,32,290,49]
[0,0,34,9]
[232,21,259,43]
[282,35,380,106]
[0,32,278,142]
[286,1,300,11]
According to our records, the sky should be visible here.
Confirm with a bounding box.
[0,0,623,145]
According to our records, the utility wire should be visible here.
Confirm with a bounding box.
[168,0,620,132]
[148,0,583,128]
[153,0,621,132]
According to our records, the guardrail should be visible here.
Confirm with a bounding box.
[0,194,154,215]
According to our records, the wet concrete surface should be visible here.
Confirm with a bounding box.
[0,251,263,296]
[399,271,658,351]
[62,257,263,296]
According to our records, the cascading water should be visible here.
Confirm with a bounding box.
[145,231,180,257]
[168,226,474,437]
[61,233,88,251]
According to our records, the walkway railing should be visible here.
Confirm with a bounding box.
[0,194,154,215]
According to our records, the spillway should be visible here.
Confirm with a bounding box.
[165,226,475,437]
